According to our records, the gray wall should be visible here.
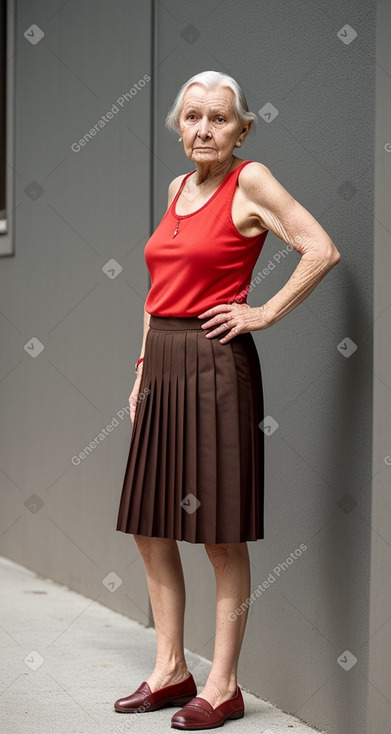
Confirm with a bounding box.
[369,1,391,732]
[1,0,154,625]
[0,1,382,733]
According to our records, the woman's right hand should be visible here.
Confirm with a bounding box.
[129,371,143,423]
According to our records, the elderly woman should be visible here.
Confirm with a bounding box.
[115,70,340,730]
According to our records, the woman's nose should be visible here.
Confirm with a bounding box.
[197,119,211,137]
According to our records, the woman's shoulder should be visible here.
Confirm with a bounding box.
[167,172,191,207]
[237,160,271,184]
[236,160,277,201]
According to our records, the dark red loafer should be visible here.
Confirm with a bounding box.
[114,673,197,713]
[171,685,244,729]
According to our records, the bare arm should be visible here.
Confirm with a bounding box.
[129,176,182,418]
[128,308,150,422]
[242,162,341,328]
[135,308,151,376]
[198,163,341,339]
[136,175,181,376]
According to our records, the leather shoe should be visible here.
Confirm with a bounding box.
[171,685,244,729]
[114,673,197,713]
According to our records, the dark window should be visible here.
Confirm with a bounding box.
[0,0,6,231]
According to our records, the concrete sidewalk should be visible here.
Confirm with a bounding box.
[0,556,325,733]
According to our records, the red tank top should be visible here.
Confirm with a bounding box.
[144,160,268,317]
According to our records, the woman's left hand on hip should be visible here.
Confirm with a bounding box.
[197,303,268,343]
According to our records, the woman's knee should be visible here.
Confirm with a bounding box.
[133,534,178,559]
[204,541,247,568]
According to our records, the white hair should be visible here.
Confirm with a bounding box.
[165,70,257,134]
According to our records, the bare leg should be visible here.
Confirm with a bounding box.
[198,542,251,708]
[133,534,190,691]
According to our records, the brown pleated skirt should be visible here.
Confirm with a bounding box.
[116,315,265,544]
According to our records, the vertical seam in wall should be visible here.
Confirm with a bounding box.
[147,0,157,628]
[12,0,16,256]
[150,0,157,241]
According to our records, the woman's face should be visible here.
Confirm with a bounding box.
[178,83,251,166]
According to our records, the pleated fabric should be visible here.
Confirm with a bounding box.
[116,316,265,544]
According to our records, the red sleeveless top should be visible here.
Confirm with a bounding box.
[144,160,268,317]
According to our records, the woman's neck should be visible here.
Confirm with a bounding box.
[192,155,238,188]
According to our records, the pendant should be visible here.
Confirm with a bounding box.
[173,220,180,238]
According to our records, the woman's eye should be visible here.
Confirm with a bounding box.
[216,117,224,123]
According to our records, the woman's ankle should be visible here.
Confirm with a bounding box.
[146,660,190,690]
[205,671,238,695]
